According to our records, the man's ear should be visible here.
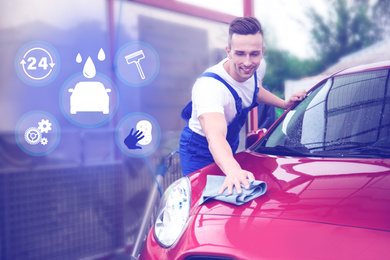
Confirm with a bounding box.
[262,45,266,55]
[226,45,231,59]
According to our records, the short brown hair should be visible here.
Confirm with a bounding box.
[228,16,264,47]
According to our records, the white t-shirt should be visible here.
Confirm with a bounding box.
[188,58,266,136]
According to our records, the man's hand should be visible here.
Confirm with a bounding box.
[218,169,255,195]
[198,113,256,195]
[285,89,307,109]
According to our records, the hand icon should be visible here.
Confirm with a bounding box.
[124,128,145,149]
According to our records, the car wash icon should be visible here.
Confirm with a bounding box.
[24,119,52,146]
[20,47,56,81]
[116,113,161,157]
[15,41,60,86]
[115,41,159,87]
[69,48,111,114]
[123,120,153,150]
[125,50,146,80]
[16,111,61,156]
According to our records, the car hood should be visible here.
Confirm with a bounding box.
[188,151,390,232]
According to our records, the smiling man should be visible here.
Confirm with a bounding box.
[180,16,306,195]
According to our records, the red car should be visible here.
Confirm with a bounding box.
[140,60,390,260]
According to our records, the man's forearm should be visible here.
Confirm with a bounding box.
[257,87,287,109]
[207,134,242,176]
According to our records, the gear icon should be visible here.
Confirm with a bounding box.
[38,119,52,133]
[24,127,42,145]
[40,137,48,145]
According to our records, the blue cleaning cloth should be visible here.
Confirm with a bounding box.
[199,175,267,206]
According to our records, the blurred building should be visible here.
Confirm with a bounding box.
[285,37,390,98]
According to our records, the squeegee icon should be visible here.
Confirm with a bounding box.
[125,50,146,79]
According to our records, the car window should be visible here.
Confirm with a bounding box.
[254,69,390,158]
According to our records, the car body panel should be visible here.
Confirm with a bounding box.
[143,214,389,260]
[141,153,390,260]
[191,152,390,232]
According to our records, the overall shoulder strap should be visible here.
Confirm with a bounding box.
[252,72,259,103]
[201,72,240,101]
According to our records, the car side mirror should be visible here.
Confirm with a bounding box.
[245,128,267,149]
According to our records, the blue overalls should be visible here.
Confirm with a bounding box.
[180,72,259,176]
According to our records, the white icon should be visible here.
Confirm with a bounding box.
[69,82,111,114]
[25,127,42,145]
[24,119,52,146]
[38,119,52,133]
[136,120,152,145]
[69,48,111,114]
[20,47,56,80]
[125,50,146,79]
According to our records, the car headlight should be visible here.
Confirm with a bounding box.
[154,177,191,247]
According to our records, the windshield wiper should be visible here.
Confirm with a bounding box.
[346,146,390,158]
[258,145,312,157]
[316,145,390,158]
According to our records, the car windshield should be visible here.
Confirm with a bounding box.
[252,68,390,158]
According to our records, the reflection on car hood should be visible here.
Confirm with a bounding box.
[188,151,390,232]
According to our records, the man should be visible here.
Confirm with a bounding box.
[180,17,306,195]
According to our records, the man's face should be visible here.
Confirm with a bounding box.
[226,32,264,82]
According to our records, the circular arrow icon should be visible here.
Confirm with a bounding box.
[15,41,60,86]
[20,47,56,80]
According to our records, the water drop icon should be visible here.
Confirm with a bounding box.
[76,53,82,63]
[83,56,96,78]
[98,48,105,61]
